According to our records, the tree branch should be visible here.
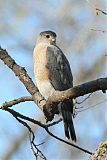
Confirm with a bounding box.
[2,107,92,155]
[0,96,33,109]
[48,78,107,103]
[45,78,107,120]
[96,8,107,15]
[0,47,106,121]
[16,117,47,160]
[45,127,92,155]
[90,28,107,33]
[0,47,46,111]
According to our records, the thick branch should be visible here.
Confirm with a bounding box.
[48,78,107,103]
[45,78,107,120]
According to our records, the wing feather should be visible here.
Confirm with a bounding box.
[46,45,76,141]
[46,45,73,90]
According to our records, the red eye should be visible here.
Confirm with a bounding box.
[46,35,50,38]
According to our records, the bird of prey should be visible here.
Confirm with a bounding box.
[33,30,76,141]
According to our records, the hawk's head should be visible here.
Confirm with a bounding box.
[37,30,57,45]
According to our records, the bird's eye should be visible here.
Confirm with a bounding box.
[46,35,50,38]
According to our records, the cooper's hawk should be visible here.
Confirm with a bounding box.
[33,31,76,141]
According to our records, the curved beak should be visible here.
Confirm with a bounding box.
[51,38,56,43]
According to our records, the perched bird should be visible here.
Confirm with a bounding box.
[33,31,76,141]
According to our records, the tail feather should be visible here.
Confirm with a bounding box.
[61,101,76,142]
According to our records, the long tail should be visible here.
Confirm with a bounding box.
[61,100,76,141]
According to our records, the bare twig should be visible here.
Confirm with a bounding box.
[29,133,46,160]
[96,8,107,15]
[86,0,107,15]
[76,93,93,104]
[3,107,46,128]
[0,96,62,127]
[45,127,93,155]
[16,117,46,160]
[91,29,107,33]
[46,118,62,127]
[4,106,46,160]
[77,99,107,113]
[1,117,43,160]
[2,107,92,155]
[0,96,33,109]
